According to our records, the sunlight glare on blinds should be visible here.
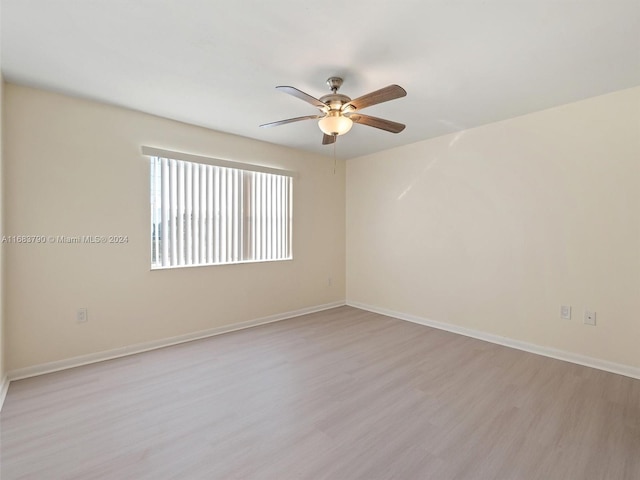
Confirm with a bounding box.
[150,157,292,268]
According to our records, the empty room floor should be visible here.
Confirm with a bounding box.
[1,306,639,479]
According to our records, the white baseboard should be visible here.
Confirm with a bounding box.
[0,374,9,412]
[7,300,346,383]
[347,301,640,380]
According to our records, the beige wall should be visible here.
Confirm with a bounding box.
[0,75,5,383]
[347,86,640,368]
[0,5,5,386]
[5,84,345,371]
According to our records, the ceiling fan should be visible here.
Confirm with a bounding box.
[260,77,407,145]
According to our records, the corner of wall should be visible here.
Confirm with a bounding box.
[0,71,6,411]
[346,87,640,372]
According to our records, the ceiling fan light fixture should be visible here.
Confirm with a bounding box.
[318,112,353,136]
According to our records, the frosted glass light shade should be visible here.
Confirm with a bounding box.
[318,113,353,136]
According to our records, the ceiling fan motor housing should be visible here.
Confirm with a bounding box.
[319,79,353,136]
[319,93,351,111]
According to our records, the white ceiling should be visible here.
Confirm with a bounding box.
[2,0,639,159]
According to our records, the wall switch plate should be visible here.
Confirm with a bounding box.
[77,308,88,323]
[560,305,571,320]
[584,310,596,326]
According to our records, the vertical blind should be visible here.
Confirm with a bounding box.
[150,155,292,269]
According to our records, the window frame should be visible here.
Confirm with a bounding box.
[143,147,294,270]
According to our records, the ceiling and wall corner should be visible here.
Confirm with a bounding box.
[1,0,639,159]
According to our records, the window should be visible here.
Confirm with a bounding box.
[145,147,293,269]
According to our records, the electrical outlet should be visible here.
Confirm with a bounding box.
[77,308,88,323]
[560,305,571,320]
[584,309,596,326]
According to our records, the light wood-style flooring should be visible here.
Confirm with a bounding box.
[1,306,639,479]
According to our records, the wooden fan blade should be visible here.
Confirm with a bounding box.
[349,114,406,133]
[276,86,328,111]
[260,115,322,128]
[343,85,406,111]
[322,134,336,145]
